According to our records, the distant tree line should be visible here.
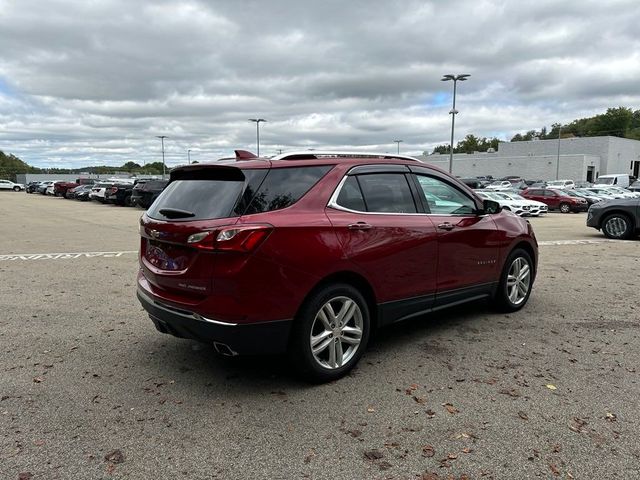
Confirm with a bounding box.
[432,106,640,154]
[0,152,166,182]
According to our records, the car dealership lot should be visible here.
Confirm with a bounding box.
[1,193,639,479]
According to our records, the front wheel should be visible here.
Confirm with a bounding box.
[13,186,20,192]
[289,283,370,383]
[559,203,571,213]
[602,213,633,240]
[492,248,534,312]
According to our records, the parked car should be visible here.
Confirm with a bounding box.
[606,186,640,198]
[104,180,136,206]
[521,188,588,213]
[36,182,55,194]
[73,185,93,201]
[587,197,640,239]
[25,181,41,193]
[136,151,538,382]
[65,184,91,199]
[131,179,169,209]
[546,179,575,190]
[585,187,628,199]
[560,189,602,206]
[574,181,593,188]
[475,190,532,216]
[89,182,114,203]
[571,189,604,205]
[54,178,95,197]
[486,180,513,191]
[629,180,640,193]
[0,179,24,191]
[492,191,548,216]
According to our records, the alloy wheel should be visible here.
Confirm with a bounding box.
[506,257,531,305]
[310,296,363,370]
[604,216,628,238]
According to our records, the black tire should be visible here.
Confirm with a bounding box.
[289,283,370,383]
[559,202,571,213]
[492,248,534,312]
[601,213,633,240]
[124,195,133,207]
[13,186,20,192]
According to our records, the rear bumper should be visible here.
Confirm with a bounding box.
[136,287,293,355]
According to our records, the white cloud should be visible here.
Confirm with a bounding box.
[0,0,639,167]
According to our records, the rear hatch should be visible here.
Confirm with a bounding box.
[139,164,269,300]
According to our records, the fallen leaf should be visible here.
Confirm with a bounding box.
[364,449,384,460]
[425,409,436,418]
[443,403,459,414]
[422,445,435,457]
[378,461,392,470]
[33,377,44,383]
[303,449,316,464]
[518,411,529,421]
[499,388,521,398]
[605,412,617,422]
[546,384,557,390]
[549,464,560,476]
[366,406,375,413]
[18,473,33,480]
[422,472,440,480]
[462,447,473,454]
[413,396,427,404]
[346,429,362,438]
[104,449,125,464]
[447,453,458,460]
[405,383,419,395]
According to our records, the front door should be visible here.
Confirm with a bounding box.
[412,173,500,298]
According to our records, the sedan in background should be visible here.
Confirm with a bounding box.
[492,191,548,216]
[476,191,532,216]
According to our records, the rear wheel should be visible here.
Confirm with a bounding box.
[601,213,633,240]
[13,186,20,192]
[559,202,571,213]
[289,283,370,383]
[492,248,534,312]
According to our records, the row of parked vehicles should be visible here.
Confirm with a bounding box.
[23,177,169,209]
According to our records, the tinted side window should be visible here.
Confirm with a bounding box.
[243,166,332,215]
[415,175,475,215]
[357,173,417,213]
[335,176,366,211]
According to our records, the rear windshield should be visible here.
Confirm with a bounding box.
[147,165,332,221]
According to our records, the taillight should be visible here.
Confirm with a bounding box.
[187,225,273,252]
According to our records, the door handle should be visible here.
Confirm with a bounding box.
[348,222,372,231]
[437,222,455,231]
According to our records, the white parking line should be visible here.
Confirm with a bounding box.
[538,239,635,246]
[0,251,138,261]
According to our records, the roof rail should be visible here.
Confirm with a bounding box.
[272,150,421,162]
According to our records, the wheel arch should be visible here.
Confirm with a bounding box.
[298,270,378,330]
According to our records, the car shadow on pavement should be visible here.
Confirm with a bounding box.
[132,299,494,389]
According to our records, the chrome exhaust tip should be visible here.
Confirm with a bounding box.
[213,341,238,357]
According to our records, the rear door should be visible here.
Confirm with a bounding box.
[410,168,500,300]
[543,189,560,208]
[326,166,438,317]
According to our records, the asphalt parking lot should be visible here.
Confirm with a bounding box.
[1,192,639,480]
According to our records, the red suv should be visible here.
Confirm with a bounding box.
[521,188,588,213]
[137,152,538,382]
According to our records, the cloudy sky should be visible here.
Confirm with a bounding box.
[1,0,639,168]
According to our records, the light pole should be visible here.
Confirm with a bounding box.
[393,139,403,154]
[248,118,266,157]
[156,136,168,178]
[441,73,470,174]
[555,126,562,180]
[187,149,191,165]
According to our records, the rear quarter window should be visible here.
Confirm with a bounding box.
[242,166,332,215]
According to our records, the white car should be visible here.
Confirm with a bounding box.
[89,182,113,203]
[606,186,640,198]
[0,179,24,191]
[476,191,532,216]
[586,187,629,199]
[547,179,575,189]
[492,191,548,216]
[486,180,513,191]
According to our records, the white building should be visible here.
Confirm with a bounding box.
[419,136,640,181]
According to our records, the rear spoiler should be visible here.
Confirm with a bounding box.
[235,150,258,160]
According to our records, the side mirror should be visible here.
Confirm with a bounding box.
[482,199,502,215]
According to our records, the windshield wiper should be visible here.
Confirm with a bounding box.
[159,208,196,219]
